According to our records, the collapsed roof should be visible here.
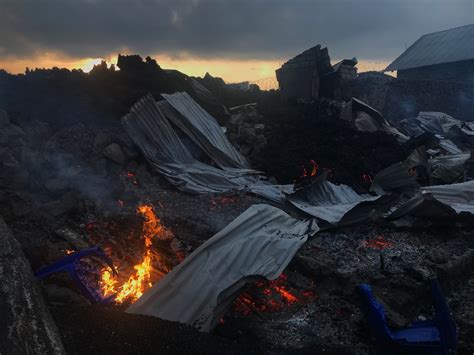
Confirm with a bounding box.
[127,204,319,332]
[122,92,290,202]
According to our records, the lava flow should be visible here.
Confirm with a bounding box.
[100,204,173,304]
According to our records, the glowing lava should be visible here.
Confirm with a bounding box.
[100,204,173,304]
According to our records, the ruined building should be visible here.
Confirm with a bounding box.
[385,24,474,82]
[275,45,334,101]
[276,45,358,101]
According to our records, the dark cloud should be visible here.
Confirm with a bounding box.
[1,0,472,61]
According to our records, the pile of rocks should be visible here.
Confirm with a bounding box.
[227,103,267,160]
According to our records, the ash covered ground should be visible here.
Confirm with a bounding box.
[1,54,473,354]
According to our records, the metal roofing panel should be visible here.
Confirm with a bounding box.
[386,24,474,71]
[127,204,319,332]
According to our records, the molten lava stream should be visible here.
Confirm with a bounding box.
[100,204,173,304]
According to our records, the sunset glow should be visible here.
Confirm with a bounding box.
[0,52,391,84]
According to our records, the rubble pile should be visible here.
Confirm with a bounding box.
[1,48,474,354]
[351,71,474,122]
[276,45,334,101]
[227,103,267,159]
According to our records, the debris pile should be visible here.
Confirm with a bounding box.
[1,47,474,354]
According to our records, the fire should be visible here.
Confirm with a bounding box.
[302,160,319,178]
[65,249,75,254]
[296,160,334,182]
[361,234,393,250]
[235,273,316,315]
[100,204,173,304]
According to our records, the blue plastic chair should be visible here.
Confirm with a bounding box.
[356,279,457,354]
[35,246,117,304]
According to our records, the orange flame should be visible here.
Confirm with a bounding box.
[100,204,173,304]
[297,160,334,182]
[301,160,318,178]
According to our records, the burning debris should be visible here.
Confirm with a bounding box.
[126,204,318,332]
[234,273,317,315]
[99,204,173,304]
[1,42,474,354]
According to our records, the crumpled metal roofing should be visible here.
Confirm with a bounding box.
[430,152,471,184]
[386,24,474,71]
[122,93,288,202]
[127,204,319,332]
[161,92,249,170]
[387,181,474,219]
[287,178,382,225]
[340,98,409,142]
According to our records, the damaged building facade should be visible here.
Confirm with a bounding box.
[385,24,474,82]
[276,45,358,101]
[275,45,334,101]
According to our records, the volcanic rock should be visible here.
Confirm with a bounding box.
[0,217,65,354]
[254,123,265,134]
[103,143,126,165]
[0,109,10,127]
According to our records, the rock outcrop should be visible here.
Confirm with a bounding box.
[0,217,65,354]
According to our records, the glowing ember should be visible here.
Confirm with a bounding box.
[122,171,139,186]
[65,249,75,254]
[209,195,239,210]
[301,160,319,178]
[296,160,334,182]
[100,204,173,304]
[235,273,316,315]
[361,235,393,250]
[361,173,373,184]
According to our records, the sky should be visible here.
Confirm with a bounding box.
[0,0,472,83]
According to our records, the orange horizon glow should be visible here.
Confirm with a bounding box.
[0,52,392,86]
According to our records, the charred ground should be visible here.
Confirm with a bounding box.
[1,54,474,354]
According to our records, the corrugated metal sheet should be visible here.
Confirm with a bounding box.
[387,181,474,219]
[386,24,474,71]
[161,92,250,170]
[127,204,319,332]
[122,93,289,202]
[287,178,382,225]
